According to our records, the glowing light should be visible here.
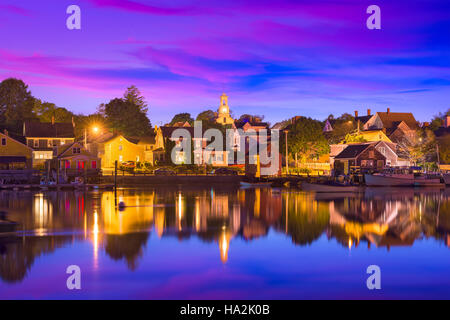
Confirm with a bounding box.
[93,210,99,269]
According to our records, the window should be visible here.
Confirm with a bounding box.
[136,156,140,162]
[73,147,81,154]
[379,147,385,155]
[77,161,84,169]
[119,155,123,162]
[34,140,39,148]
[118,145,123,151]
[1,138,6,146]
[369,150,375,158]
[65,161,70,169]
[91,161,97,169]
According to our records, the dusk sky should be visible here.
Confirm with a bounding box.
[0,0,449,125]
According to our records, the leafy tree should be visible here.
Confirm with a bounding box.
[237,114,264,123]
[398,128,437,165]
[343,133,368,144]
[103,98,151,136]
[33,100,74,123]
[0,78,37,133]
[324,113,357,144]
[429,109,450,132]
[123,85,148,113]
[438,134,450,164]
[281,117,330,165]
[196,110,216,122]
[169,113,194,126]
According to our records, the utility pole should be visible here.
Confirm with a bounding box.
[284,130,289,176]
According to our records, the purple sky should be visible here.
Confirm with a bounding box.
[0,0,449,125]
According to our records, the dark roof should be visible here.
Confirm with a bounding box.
[160,126,196,138]
[334,144,371,159]
[24,121,75,138]
[235,121,269,129]
[376,112,418,130]
[128,135,156,145]
[355,115,372,125]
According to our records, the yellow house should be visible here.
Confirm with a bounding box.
[99,130,165,168]
[0,132,33,169]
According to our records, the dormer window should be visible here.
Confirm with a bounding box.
[73,147,81,154]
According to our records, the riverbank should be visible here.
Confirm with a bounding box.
[101,174,243,186]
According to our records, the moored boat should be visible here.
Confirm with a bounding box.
[443,173,450,185]
[301,182,362,193]
[240,181,272,187]
[364,173,414,187]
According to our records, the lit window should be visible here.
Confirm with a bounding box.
[91,161,97,169]
[119,145,123,151]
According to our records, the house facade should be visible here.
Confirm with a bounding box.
[0,131,33,170]
[47,141,101,181]
[23,119,75,168]
[99,133,163,168]
[333,143,386,175]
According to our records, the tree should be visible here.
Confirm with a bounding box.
[281,117,330,165]
[169,113,194,126]
[0,78,37,133]
[324,113,357,144]
[398,128,437,166]
[237,114,264,123]
[123,85,148,113]
[438,134,450,164]
[196,110,216,122]
[103,98,152,136]
[33,100,74,123]
[429,109,450,132]
[343,133,368,144]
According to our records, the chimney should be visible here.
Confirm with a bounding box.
[51,116,55,125]
[367,109,371,116]
[387,107,390,114]
[3,129,7,136]
[354,110,358,118]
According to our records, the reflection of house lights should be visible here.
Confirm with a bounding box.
[93,210,99,269]
[34,193,52,235]
[177,193,183,231]
[219,231,230,263]
[348,237,353,250]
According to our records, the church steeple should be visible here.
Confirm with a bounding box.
[216,93,234,125]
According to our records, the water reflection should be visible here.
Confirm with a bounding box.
[0,186,449,284]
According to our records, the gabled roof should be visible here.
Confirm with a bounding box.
[334,143,372,160]
[375,112,418,130]
[355,115,372,125]
[24,121,75,138]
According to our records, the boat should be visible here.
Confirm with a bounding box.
[301,182,362,193]
[364,173,415,187]
[240,181,272,187]
[0,220,18,233]
[443,173,450,185]
[414,177,445,187]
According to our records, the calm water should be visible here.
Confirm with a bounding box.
[0,185,449,299]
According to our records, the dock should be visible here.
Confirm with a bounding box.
[0,184,114,191]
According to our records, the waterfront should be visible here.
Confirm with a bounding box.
[0,186,449,299]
